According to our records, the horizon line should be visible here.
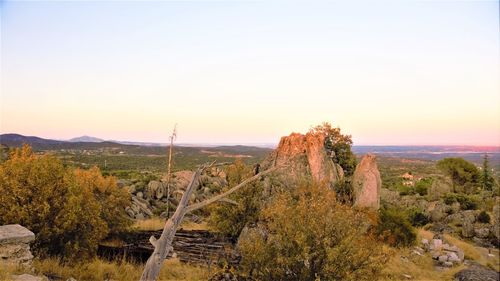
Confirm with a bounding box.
[0,132,499,148]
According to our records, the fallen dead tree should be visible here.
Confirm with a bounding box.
[139,162,280,281]
[99,229,238,265]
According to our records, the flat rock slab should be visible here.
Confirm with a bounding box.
[454,263,499,281]
[0,224,35,244]
[11,274,44,281]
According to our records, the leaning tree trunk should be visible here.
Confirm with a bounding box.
[140,166,203,281]
[139,164,279,281]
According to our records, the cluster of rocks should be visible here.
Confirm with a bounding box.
[125,168,229,220]
[0,224,35,267]
[382,189,500,247]
[420,237,464,267]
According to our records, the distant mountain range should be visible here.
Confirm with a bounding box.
[1,133,498,156]
[0,133,276,151]
[68,136,105,143]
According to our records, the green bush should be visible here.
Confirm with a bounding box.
[442,193,478,210]
[456,194,479,210]
[209,160,264,238]
[395,183,414,196]
[415,177,432,196]
[477,211,491,223]
[377,208,416,247]
[334,179,353,204]
[443,193,458,205]
[407,208,430,227]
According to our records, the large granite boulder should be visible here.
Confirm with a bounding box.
[0,224,35,266]
[145,180,167,200]
[454,262,499,281]
[461,210,476,238]
[261,132,343,186]
[352,154,381,209]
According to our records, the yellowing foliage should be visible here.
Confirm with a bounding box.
[0,145,131,260]
[238,182,388,281]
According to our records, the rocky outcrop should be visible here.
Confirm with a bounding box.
[262,132,343,186]
[461,211,476,238]
[125,170,228,220]
[352,154,381,209]
[0,224,35,266]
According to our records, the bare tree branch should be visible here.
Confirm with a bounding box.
[185,166,279,213]
[139,161,282,281]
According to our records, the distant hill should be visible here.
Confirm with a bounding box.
[0,133,65,147]
[68,136,105,142]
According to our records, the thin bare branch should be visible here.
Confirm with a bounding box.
[186,166,280,213]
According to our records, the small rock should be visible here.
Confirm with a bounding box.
[11,274,43,281]
[402,274,412,279]
[443,261,453,267]
[433,239,443,249]
[438,255,448,263]
[412,250,423,256]
[447,252,460,264]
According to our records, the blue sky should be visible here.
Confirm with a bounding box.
[1,1,499,145]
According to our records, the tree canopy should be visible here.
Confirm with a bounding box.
[437,157,480,192]
[311,122,357,176]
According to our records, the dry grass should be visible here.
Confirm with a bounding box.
[133,217,209,231]
[380,229,468,281]
[179,221,209,231]
[31,257,208,281]
[0,263,24,281]
[380,246,465,281]
[132,217,166,231]
[443,234,499,271]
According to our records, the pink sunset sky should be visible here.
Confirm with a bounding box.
[1,1,499,146]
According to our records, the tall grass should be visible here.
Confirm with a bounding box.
[32,258,208,281]
[133,217,208,231]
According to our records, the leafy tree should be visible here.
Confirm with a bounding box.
[481,154,495,191]
[238,182,387,281]
[0,145,131,259]
[311,122,357,176]
[437,158,480,193]
[209,159,264,238]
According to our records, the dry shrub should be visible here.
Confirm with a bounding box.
[238,182,387,281]
[0,145,131,260]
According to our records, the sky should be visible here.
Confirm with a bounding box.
[1,1,499,146]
